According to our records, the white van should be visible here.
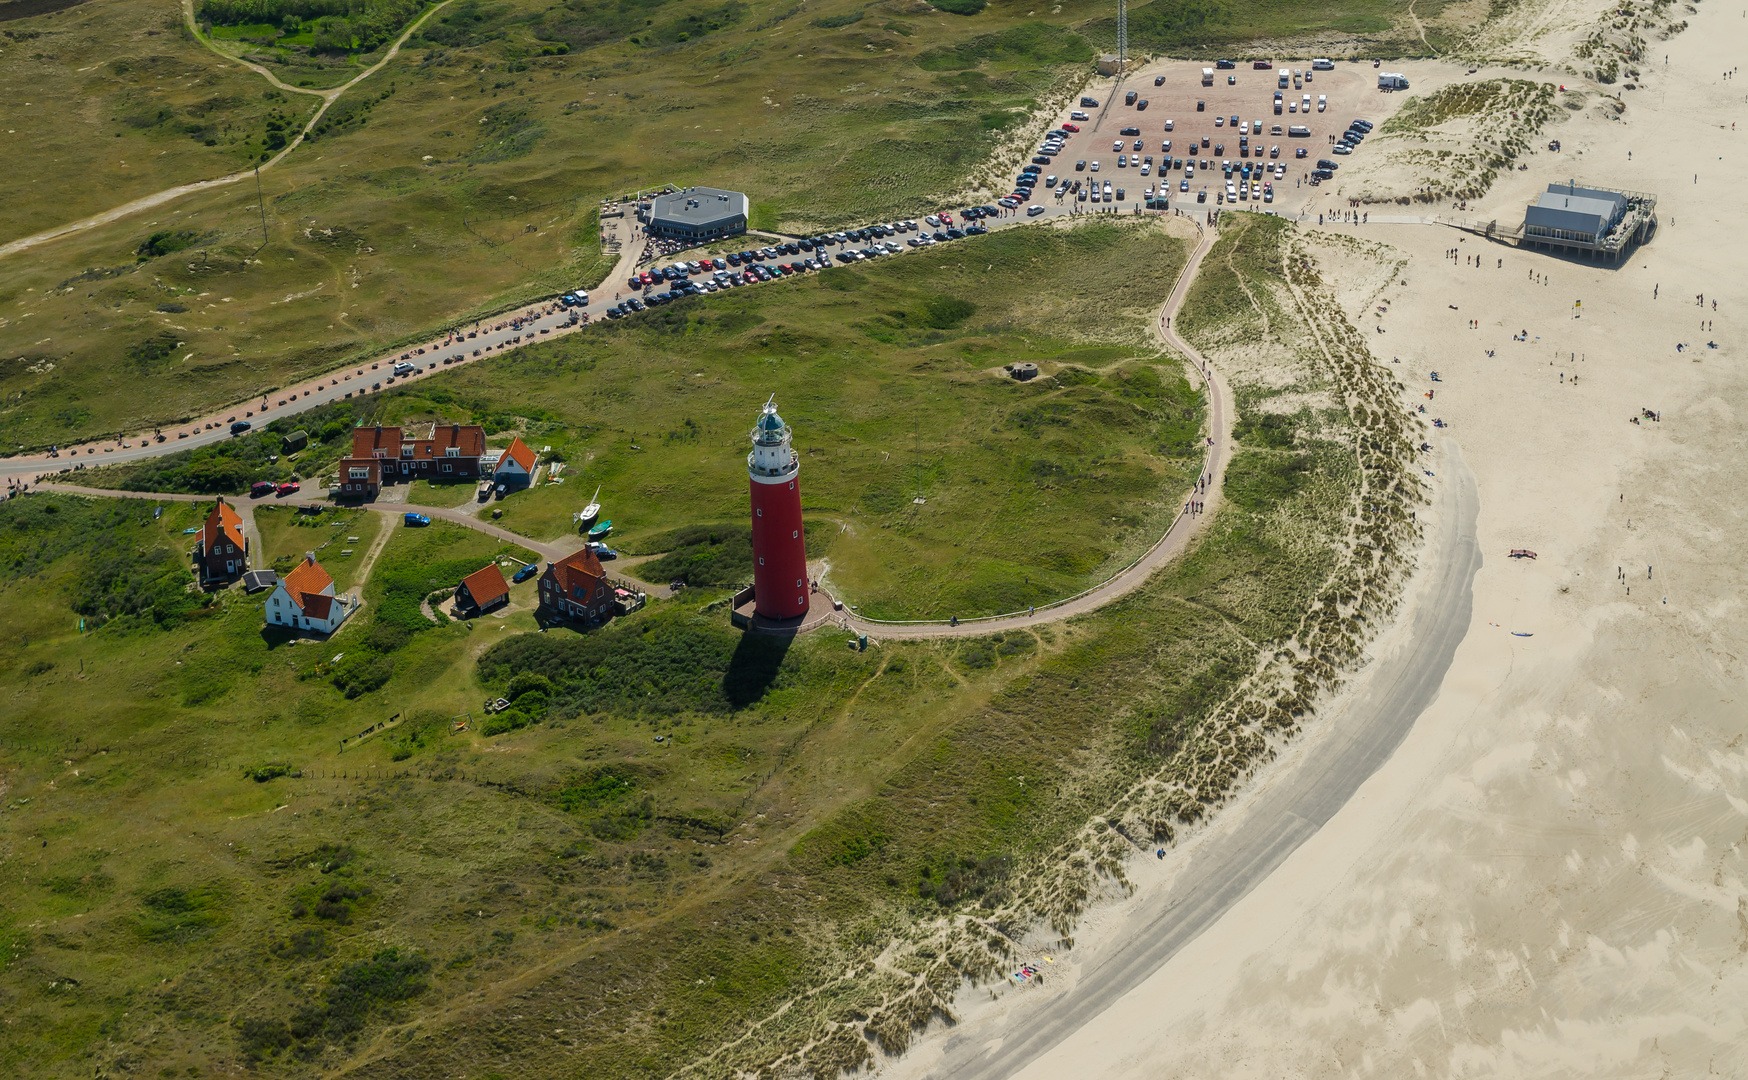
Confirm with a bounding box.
[1288,125,1311,137]
[1312,58,1334,70]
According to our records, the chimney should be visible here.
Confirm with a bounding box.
[305,552,316,565]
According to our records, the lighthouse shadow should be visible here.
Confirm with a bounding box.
[722,631,794,709]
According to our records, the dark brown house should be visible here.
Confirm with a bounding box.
[456,563,510,617]
[538,546,612,622]
[195,497,248,585]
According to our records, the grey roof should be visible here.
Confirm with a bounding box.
[243,570,279,594]
[649,186,748,230]
[1525,183,1625,235]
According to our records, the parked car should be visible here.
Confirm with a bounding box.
[250,480,275,497]
[1027,204,1045,216]
[230,420,252,435]
[513,562,541,583]
[404,513,431,526]
[1253,59,1272,69]
[1215,59,1236,69]
[276,481,300,497]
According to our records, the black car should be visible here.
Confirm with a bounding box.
[1032,156,1051,165]
[1120,126,1140,136]
[945,228,966,239]
[1352,119,1374,132]
[1311,168,1333,180]
[230,420,252,435]
[1136,99,1148,110]
[1215,59,1236,69]
[1317,159,1339,170]
[1080,96,1099,107]
[933,230,950,242]
[1196,99,1206,111]
[1154,75,1165,86]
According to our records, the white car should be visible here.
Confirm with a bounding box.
[1288,101,1298,113]
[1090,160,1100,171]
[1162,139,1172,153]
[1140,164,1151,176]
[1164,119,1174,130]
[1027,204,1045,216]
[1214,116,1225,127]
[1226,181,1238,199]
[1318,95,1327,112]
[1103,180,1112,196]
[925,215,941,226]
[1113,140,1124,152]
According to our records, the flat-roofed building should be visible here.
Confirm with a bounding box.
[644,187,748,242]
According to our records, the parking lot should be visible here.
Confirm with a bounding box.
[1033,59,1377,210]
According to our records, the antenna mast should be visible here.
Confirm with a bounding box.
[1117,0,1127,75]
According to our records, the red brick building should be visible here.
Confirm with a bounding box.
[194,497,248,585]
[333,421,487,500]
[538,546,612,622]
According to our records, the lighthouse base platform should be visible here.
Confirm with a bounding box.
[730,584,844,636]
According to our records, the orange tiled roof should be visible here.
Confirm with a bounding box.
[497,437,536,473]
[282,555,335,616]
[202,497,245,554]
[459,563,510,610]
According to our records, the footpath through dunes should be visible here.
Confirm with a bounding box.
[0,0,455,261]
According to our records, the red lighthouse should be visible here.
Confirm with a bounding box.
[748,397,808,620]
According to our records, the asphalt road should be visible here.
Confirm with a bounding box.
[923,441,1482,1080]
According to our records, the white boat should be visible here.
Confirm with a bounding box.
[576,486,602,529]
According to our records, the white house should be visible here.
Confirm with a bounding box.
[493,436,537,490]
[266,554,355,635]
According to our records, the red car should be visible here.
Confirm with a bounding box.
[1252,59,1272,69]
[276,481,300,497]
[1062,122,1081,132]
[940,212,953,224]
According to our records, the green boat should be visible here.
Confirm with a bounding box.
[588,520,613,539]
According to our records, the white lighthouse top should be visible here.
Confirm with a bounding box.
[748,397,799,480]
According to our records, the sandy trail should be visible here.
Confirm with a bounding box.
[888,2,1748,1077]
[0,0,454,260]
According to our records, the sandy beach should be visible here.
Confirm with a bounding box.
[881,0,1748,1076]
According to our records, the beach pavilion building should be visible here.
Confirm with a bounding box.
[643,187,749,243]
[1521,181,1656,261]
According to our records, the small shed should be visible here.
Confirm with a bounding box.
[1098,54,1130,76]
[282,429,309,453]
[242,569,279,594]
[1006,362,1039,381]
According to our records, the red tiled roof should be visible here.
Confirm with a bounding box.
[351,421,486,460]
[351,425,402,458]
[547,545,605,597]
[496,437,536,474]
[459,563,510,610]
[281,555,335,617]
[202,497,245,555]
[432,423,486,458]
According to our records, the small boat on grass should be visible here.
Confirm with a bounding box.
[577,485,602,529]
[588,519,612,540]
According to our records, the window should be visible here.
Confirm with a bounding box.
[446,446,460,457]
[759,557,765,566]
[350,467,370,479]
[273,597,280,606]
[756,508,762,517]
[796,579,803,588]
[401,446,413,457]
[792,530,799,539]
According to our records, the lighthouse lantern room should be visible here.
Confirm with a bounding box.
[747,397,809,620]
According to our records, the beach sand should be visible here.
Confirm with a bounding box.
[884,1,1748,1076]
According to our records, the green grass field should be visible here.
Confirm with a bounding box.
[0,0,1443,451]
[253,502,383,590]
[80,217,1207,618]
